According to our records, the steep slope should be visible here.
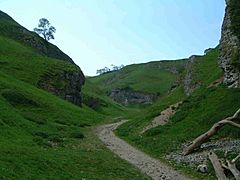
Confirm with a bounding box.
[0,10,74,63]
[89,60,187,105]
[0,11,148,179]
[182,47,222,95]
[0,10,84,105]
[219,0,240,87]
[0,72,148,179]
[116,45,240,179]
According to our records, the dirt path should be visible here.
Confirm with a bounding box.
[97,120,190,180]
[141,102,182,134]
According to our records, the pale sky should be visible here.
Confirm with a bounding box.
[0,0,225,76]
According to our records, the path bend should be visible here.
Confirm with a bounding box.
[96,120,190,180]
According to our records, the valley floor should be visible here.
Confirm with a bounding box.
[97,120,190,180]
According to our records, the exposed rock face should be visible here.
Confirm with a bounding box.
[183,55,201,96]
[109,88,156,106]
[38,69,85,106]
[219,0,240,88]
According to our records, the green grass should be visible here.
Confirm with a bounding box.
[187,48,222,86]
[0,72,149,179]
[89,60,186,95]
[0,35,78,87]
[0,11,149,179]
[116,47,240,179]
[117,86,240,179]
[0,10,73,63]
[0,8,239,179]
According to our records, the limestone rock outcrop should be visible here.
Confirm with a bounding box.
[219,0,240,88]
[38,69,85,106]
[183,55,201,96]
[109,88,156,106]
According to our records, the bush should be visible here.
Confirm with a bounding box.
[69,132,84,139]
[2,90,40,107]
[48,134,64,143]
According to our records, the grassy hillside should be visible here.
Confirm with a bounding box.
[0,10,74,63]
[116,47,240,179]
[184,48,222,87]
[1,5,239,179]
[0,10,148,179]
[0,35,78,87]
[0,72,149,179]
[89,60,187,95]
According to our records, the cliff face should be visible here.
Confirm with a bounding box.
[38,69,85,106]
[183,55,201,96]
[219,0,240,88]
[109,88,156,106]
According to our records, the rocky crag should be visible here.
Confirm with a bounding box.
[109,88,156,106]
[219,0,240,88]
[0,10,85,105]
[183,55,201,96]
[38,70,85,106]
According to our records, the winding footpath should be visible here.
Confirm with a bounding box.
[97,120,190,180]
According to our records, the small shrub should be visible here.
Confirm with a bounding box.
[48,134,64,143]
[2,90,40,107]
[32,131,49,138]
[69,132,84,139]
[25,116,46,125]
[33,136,52,148]
[55,119,70,126]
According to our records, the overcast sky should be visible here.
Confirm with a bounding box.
[0,0,225,76]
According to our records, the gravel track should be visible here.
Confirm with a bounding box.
[97,120,190,180]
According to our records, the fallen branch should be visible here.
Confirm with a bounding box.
[208,151,228,180]
[226,159,240,180]
[221,153,240,180]
[184,108,240,155]
[232,154,240,163]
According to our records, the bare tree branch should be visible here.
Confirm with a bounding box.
[183,108,240,155]
[208,151,228,180]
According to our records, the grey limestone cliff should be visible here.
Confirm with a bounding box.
[219,0,240,88]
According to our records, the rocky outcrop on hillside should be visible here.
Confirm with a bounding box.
[219,0,240,88]
[183,55,201,96]
[109,88,156,106]
[0,10,86,105]
[38,69,85,106]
